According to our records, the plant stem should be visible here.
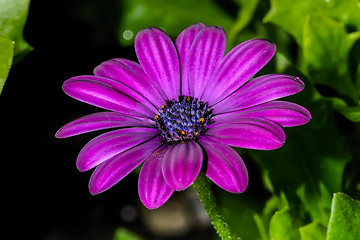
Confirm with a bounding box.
[193,172,241,240]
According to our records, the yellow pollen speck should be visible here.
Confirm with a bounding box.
[154,115,159,120]
[200,118,205,123]
[161,105,166,112]
[181,130,186,135]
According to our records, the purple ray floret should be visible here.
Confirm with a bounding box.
[56,23,311,209]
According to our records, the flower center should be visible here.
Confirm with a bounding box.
[154,94,213,143]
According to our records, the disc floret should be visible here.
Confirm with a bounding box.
[154,94,213,143]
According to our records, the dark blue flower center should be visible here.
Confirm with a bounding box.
[154,94,213,143]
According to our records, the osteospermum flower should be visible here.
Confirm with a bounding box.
[56,23,311,209]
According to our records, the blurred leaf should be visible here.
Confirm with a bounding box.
[328,97,360,123]
[275,52,292,74]
[303,15,360,101]
[0,35,14,94]
[299,222,326,240]
[219,192,262,240]
[303,15,359,73]
[269,208,301,240]
[251,97,350,226]
[113,227,143,240]
[249,47,350,229]
[254,192,289,240]
[327,192,360,240]
[357,55,360,94]
[296,182,331,225]
[334,105,360,122]
[253,213,268,240]
[227,0,260,47]
[262,192,289,221]
[0,0,32,61]
[118,0,234,46]
[264,0,360,45]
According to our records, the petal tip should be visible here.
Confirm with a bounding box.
[89,184,100,195]
[142,200,164,210]
[135,27,165,41]
[76,160,89,172]
[172,182,194,191]
[253,38,276,51]
[55,128,64,138]
[292,76,305,87]
[191,23,206,30]
[89,179,108,195]
[264,39,276,49]
[234,176,249,193]
[227,183,247,194]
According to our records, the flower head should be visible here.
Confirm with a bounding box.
[56,23,311,209]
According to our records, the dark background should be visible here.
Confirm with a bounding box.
[4,1,145,239]
[1,1,212,239]
[1,1,264,239]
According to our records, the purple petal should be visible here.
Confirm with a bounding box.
[213,74,305,113]
[184,26,226,98]
[77,128,158,172]
[135,28,180,101]
[138,145,174,209]
[162,141,203,191]
[214,101,311,127]
[206,117,285,150]
[89,137,161,195]
[63,75,155,118]
[202,39,276,105]
[175,23,205,96]
[94,58,166,108]
[55,112,153,138]
[199,138,248,193]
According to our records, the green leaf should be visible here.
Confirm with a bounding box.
[219,191,262,240]
[264,0,360,45]
[226,0,260,47]
[0,35,14,94]
[0,0,32,61]
[357,55,360,94]
[253,213,269,240]
[303,15,360,101]
[269,208,301,240]
[299,222,326,240]
[118,0,234,46]
[296,182,332,225]
[254,192,289,240]
[334,105,360,122]
[113,228,143,240]
[303,15,360,74]
[251,97,350,226]
[327,193,360,240]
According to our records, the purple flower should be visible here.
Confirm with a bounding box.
[56,23,311,209]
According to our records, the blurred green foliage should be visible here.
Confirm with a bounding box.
[0,35,14,94]
[299,222,327,240]
[303,15,360,100]
[264,0,360,45]
[113,228,143,240]
[0,0,32,94]
[118,0,234,46]
[269,208,301,240]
